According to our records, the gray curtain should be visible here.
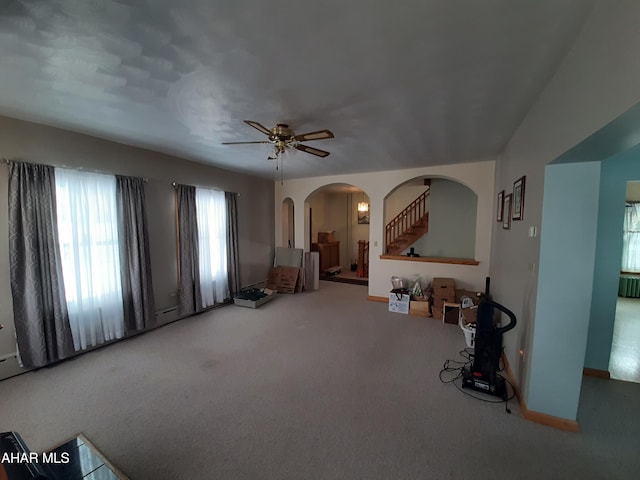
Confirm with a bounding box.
[176,184,201,316]
[8,161,74,368]
[225,192,241,297]
[116,175,155,332]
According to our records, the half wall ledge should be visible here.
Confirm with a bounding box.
[379,255,480,266]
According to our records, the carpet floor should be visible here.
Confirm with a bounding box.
[1,281,639,479]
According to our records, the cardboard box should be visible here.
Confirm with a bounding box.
[432,278,455,300]
[409,300,431,317]
[317,231,335,243]
[460,305,478,325]
[266,266,305,293]
[432,298,444,319]
[433,277,455,290]
[433,293,455,303]
[456,289,479,325]
[389,292,410,314]
[266,267,280,290]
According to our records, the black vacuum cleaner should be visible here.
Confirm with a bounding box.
[462,277,516,398]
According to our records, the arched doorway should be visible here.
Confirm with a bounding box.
[282,197,295,248]
[304,183,370,285]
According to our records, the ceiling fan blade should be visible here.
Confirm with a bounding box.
[244,120,272,136]
[296,143,330,158]
[221,141,271,145]
[294,129,334,142]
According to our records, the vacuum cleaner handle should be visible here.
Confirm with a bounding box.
[484,300,517,334]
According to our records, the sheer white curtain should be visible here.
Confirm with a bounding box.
[55,168,124,351]
[622,203,640,273]
[195,188,229,308]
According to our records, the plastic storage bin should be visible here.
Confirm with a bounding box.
[459,317,476,347]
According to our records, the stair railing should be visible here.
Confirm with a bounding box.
[357,240,369,278]
[385,188,430,250]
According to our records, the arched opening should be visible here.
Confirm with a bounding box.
[304,183,370,285]
[383,176,477,259]
[281,197,295,248]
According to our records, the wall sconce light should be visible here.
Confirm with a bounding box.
[357,201,369,212]
[357,192,370,224]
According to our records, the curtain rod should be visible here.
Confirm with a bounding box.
[172,181,239,196]
[2,157,148,182]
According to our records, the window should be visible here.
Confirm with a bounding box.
[195,188,229,307]
[55,168,124,350]
[622,203,640,273]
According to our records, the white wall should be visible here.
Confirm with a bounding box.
[491,2,640,420]
[0,116,274,379]
[275,160,496,297]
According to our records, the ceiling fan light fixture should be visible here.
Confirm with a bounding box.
[226,120,334,158]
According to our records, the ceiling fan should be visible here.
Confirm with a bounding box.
[222,120,334,158]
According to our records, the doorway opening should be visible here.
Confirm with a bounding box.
[305,184,369,286]
[609,180,640,383]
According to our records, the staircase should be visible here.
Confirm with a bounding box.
[385,188,430,255]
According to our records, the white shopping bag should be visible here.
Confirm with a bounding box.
[389,292,410,314]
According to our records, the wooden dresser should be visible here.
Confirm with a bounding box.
[311,241,340,272]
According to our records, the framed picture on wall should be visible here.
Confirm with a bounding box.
[513,176,526,221]
[503,194,512,230]
[497,190,504,222]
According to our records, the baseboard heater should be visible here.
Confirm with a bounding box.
[619,275,640,298]
[155,306,179,323]
[0,352,17,363]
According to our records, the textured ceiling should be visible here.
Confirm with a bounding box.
[0,0,594,179]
